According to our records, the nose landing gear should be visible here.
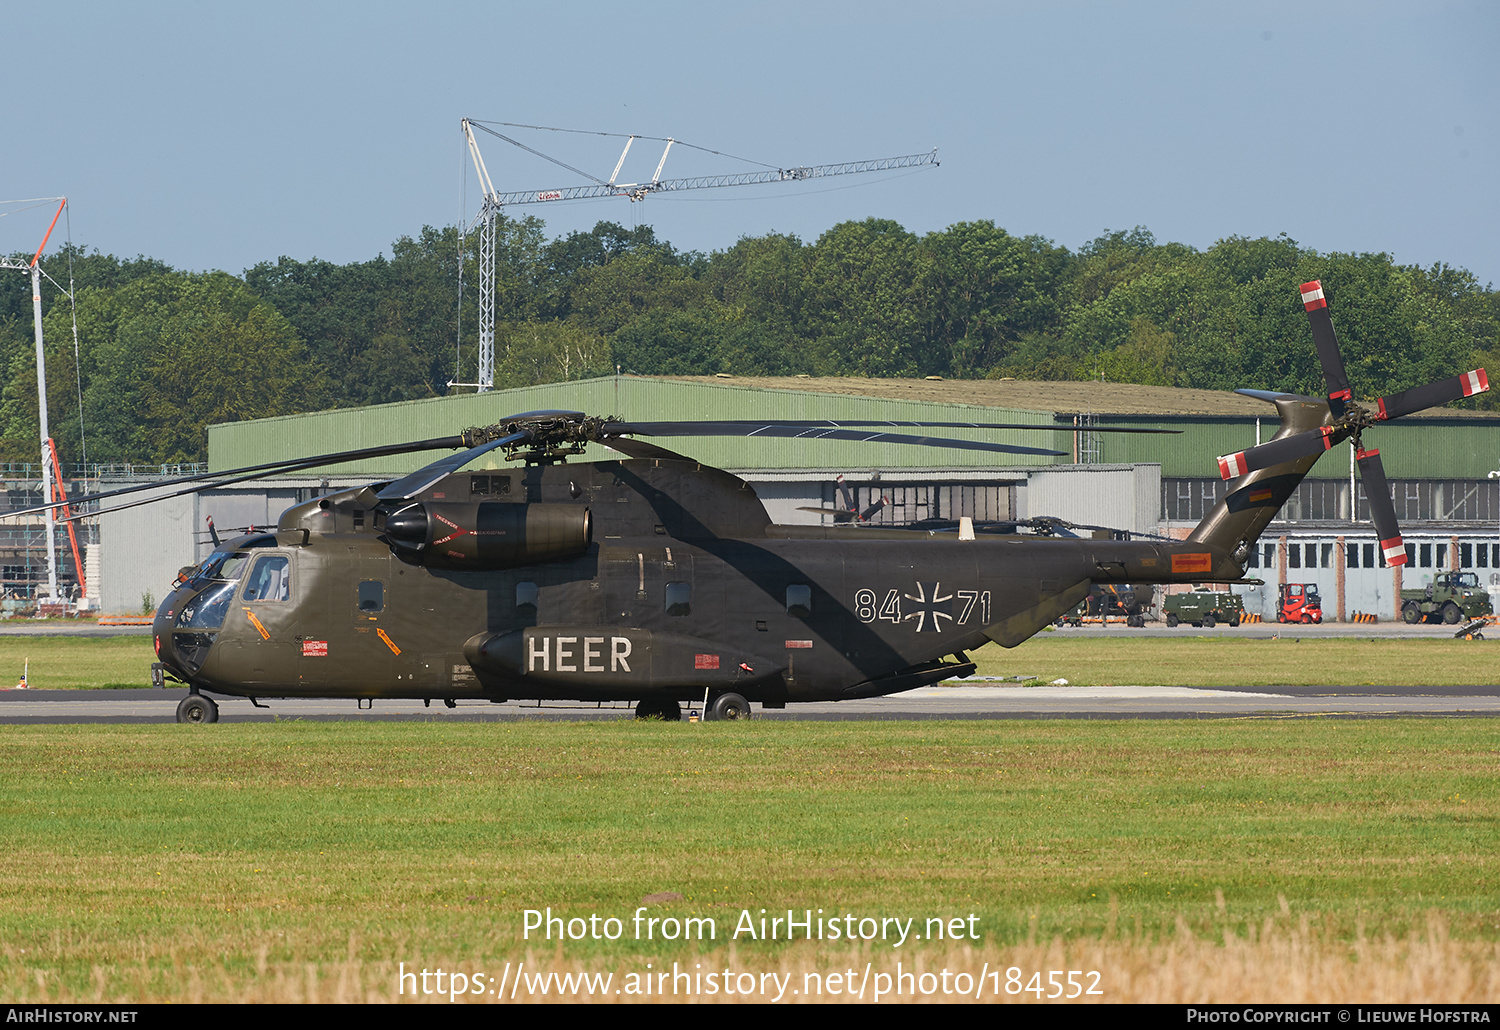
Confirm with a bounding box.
[175,691,219,724]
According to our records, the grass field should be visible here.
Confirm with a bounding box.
[0,719,1496,1003]
[3,631,1499,692]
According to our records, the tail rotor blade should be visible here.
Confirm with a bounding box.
[1356,448,1406,567]
[1301,280,1354,416]
[1217,426,1341,480]
[1376,370,1489,421]
[836,474,857,516]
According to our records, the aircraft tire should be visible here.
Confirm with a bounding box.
[176,694,218,724]
[709,693,752,721]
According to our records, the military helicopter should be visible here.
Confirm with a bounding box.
[25,281,1488,723]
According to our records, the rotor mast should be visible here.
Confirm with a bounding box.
[456,119,938,393]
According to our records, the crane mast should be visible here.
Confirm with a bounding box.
[457,118,938,393]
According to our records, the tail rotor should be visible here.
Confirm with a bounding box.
[1213,280,1489,567]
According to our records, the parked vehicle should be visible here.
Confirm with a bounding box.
[1277,583,1323,624]
[1162,589,1244,628]
[1400,571,1493,625]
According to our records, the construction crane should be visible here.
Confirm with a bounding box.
[457,119,939,392]
[0,198,68,603]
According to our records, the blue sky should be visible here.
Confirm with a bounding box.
[4,1,1496,285]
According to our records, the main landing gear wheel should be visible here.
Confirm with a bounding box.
[634,699,682,722]
[176,694,218,724]
[708,693,752,721]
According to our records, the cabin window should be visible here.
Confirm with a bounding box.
[516,581,538,613]
[786,584,813,618]
[358,580,384,613]
[665,582,691,617]
[242,555,291,602]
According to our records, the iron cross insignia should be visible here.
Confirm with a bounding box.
[902,581,954,632]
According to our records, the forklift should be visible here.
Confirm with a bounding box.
[1277,582,1322,623]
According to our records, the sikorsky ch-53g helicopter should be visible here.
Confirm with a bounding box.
[25,281,1487,722]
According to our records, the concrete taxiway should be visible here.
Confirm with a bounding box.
[3,682,1498,723]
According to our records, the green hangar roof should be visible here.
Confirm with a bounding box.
[207,376,1500,481]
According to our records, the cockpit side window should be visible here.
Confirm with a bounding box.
[242,555,291,602]
[215,553,251,581]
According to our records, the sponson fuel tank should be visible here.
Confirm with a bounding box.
[383,502,591,570]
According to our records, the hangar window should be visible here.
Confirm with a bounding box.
[1419,543,1432,568]
[1288,546,1300,569]
[786,584,813,618]
[1347,543,1359,568]
[665,582,691,617]
[1364,544,1375,568]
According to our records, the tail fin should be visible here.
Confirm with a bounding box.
[1188,390,1334,565]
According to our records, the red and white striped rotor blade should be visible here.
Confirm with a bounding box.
[1375,369,1489,421]
[1216,426,1340,480]
[1301,280,1354,416]
[1356,448,1406,567]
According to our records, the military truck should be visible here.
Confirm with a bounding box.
[1162,588,1244,628]
[1400,571,1493,625]
[1062,583,1152,627]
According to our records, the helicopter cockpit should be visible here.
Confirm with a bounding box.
[158,535,284,679]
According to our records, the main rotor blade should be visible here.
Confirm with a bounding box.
[621,419,1180,435]
[1356,448,1406,566]
[1216,426,1342,480]
[1375,370,1489,421]
[607,422,1068,457]
[375,431,532,501]
[4,435,468,522]
[1301,280,1354,416]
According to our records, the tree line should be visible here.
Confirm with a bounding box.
[0,216,1495,465]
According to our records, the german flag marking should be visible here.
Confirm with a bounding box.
[1172,552,1214,574]
[1248,488,1274,503]
[377,628,402,655]
[1300,280,1327,310]
[241,608,270,641]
